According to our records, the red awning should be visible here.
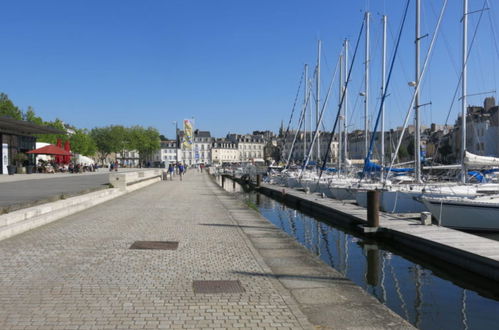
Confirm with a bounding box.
[26,144,72,156]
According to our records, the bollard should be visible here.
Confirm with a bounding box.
[232,180,236,190]
[367,190,380,228]
[256,174,261,187]
[420,211,432,226]
[221,176,225,188]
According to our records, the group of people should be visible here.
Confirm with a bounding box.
[109,161,120,172]
[167,162,187,181]
[37,160,97,174]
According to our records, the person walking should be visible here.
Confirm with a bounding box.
[178,163,184,181]
[168,163,174,180]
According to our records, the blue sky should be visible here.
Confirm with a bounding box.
[1,0,499,138]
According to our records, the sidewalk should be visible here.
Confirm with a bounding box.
[0,168,151,210]
[0,171,410,329]
[0,167,138,183]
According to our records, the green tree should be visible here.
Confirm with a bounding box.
[398,145,409,160]
[129,126,160,164]
[24,106,44,125]
[0,93,23,120]
[90,126,124,164]
[407,140,415,158]
[70,129,97,156]
[37,118,67,144]
[110,125,133,157]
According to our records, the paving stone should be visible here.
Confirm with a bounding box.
[0,172,305,329]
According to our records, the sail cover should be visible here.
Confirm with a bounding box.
[463,151,499,167]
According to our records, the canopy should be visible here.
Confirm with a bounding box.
[27,144,71,156]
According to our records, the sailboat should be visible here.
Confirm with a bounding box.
[420,0,499,231]
[422,193,499,231]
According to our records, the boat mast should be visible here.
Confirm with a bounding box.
[364,12,370,158]
[343,39,349,167]
[316,40,322,163]
[338,53,344,171]
[381,15,387,179]
[461,0,468,183]
[304,64,308,162]
[415,0,422,183]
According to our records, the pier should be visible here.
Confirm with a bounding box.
[244,179,499,283]
[0,171,411,329]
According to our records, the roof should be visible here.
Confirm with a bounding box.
[0,116,66,136]
[178,130,212,138]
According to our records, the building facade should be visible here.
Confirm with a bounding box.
[150,140,182,167]
[116,150,140,167]
[227,134,265,162]
[179,130,213,166]
[211,139,239,164]
[280,131,339,165]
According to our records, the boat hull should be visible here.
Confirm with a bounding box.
[422,199,499,231]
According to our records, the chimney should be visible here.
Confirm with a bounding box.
[484,96,495,112]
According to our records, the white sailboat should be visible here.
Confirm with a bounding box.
[422,194,499,231]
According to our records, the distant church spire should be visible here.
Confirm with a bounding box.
[279,120,284,137]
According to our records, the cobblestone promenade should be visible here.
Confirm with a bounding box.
[0,172,310,329]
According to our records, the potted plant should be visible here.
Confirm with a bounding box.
[13,153,28,174]
[26,162,34,174]
[7,164,15,175]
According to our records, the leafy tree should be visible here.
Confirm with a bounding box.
[159,134,167,141]
[398,145,409,160]
[70,129,97,156]
[90,126,124,164]
[37,118,67,144]
[24,106,44,125]
[407,140,415,158]
[0,93,23,120]
[110,125,133,157]
[129,126,160,163]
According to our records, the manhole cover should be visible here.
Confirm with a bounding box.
[130,241,178,250]
[193,280,245,294]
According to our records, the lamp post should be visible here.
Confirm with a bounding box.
[173,121,179,165]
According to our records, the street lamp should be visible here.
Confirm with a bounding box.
[173,121,179,165]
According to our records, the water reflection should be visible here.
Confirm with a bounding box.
[215,176,499,330]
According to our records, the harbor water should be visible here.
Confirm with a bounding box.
[216,176,499,330]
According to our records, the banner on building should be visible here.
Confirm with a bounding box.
[194,144,200,161]
[2,144,8,174]
[182,119,194,150]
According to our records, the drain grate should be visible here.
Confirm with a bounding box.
[193,280,245,294]
[130,241,178,250]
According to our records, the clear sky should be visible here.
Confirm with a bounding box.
[1,0,499,138]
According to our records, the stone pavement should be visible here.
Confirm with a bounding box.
[0,171,411,329]
[0,171,310,329]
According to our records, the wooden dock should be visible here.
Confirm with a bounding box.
[254,182,499,282]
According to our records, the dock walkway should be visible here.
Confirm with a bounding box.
[258,182,499,282]
[0,172,411,329]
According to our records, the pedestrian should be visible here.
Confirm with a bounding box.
[114,161,119,172]
[168,163,174,180]
[178,163,184,181]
